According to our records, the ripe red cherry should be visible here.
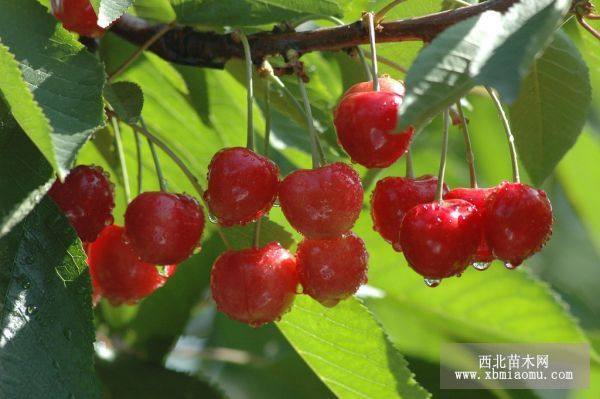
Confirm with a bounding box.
[400,199,483,280]
[445,187,495,263]
[210,242,298,327]
[87,225,176,305]
[334,78,414,168]
[204,147,279,226]
[278,162,363,238]
[371,175,448,252]
[124,192,205,265]
[51,0,104,38]
[48,165,115,242]
[296,233,368,307]
[484,182,553,268]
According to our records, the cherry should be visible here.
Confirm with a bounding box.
[87,225,176,305]
[296,233,368,307]
[444,187,495,263]
[48,165,115,243]
[204,147,279,226]
[400,199,483,280]
[484,182,553,268]
[124,192,205,265]
[210,242,298,327]
[371,175,448,251]
[278,162,363,238]
[333,77,414,168]
[341,76,406,99]
[51,0,104,38]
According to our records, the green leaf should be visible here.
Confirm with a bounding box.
[97,0,135,28]
[0,198,100,398]
[104,82,145,124]
[132,0,177,22]
[0,0,106,178]
[277,296,430,399]
[0,102,54,239]
[169,0,342,26]
[509,31,591,184]
[97,356,222,398]
[396,0,571,131]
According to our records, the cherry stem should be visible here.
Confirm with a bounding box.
[108,21,176,83]
[486,87,520,183]
[297,76,324,168]
[134,130,143,195]
[577,15,600,40]
[110,116,131,203]
[374,0,409,23]
[455,101,478,188]
[435,109,451,202]
[586,14,600,20]
[364,50,407,74]
[125,118,231,249]
[405,148,414,178]
[236,30,255,151]
[263,78,272,157]
[365,13,380,91]
[140,117,167,192]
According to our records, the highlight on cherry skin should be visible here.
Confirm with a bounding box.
[210,242,299,328]
[51,0,104,38]
[204,147,279,227]
[87,225,177,306]
[124,191,205,265]
[49,165,115,243]
[334,77,414,168]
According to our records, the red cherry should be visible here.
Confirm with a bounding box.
[48,165,115,242]
[400,199,483,280]
[371,175,448,252]
[334,78,414,168]
[341,76,406,99]
[204,147,279,226]
[51,0,104,38]
[278,162,363,238]
[87,225,176,305]
[296,233,368,307]
[124,192,205,265]
[445,187,495,263]
[484,182,553,268]
[210,242,298,327]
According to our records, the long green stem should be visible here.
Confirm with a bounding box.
[111,116,131,203]
[140,117,167,192]
[297,76,323,168]
[263,79,272,157]
[237,31,255,151]
[435,110,451,202]
[405,148,414,178]
[365,13,380,91]
[108,21,175,83]
[455,101,478,188]
[134,130,143,195]
[486,87,520,183]
[374,0,409,23]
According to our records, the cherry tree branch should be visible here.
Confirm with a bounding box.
[110,0,518,69]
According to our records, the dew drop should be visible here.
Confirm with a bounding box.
[26,305,39,315]
[473,262,491,271]
[504,261,517,270]
[424,278,441,288]
[208,213,218,224]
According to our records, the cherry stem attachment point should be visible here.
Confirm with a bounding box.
[486,87,520,183]
[133,129,143,195]
[110,116,131,203]
[108,21,176,83]
[297,75,325,168]
[455,101,478,188]
[236,30,255,151]
[577,15,600,40]
[365,12,380,91]
[405,148,414,178]
[140,117,167,192]
[435,109,451,202]
[374,0,409,23]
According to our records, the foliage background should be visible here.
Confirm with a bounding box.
[1,0,599,398]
